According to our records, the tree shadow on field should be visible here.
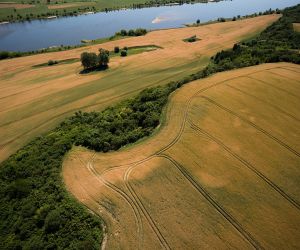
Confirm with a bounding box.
[79,65,109,74]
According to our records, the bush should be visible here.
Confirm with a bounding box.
[48,60,58,66]
[183,35,199,43]
[120,50,127,57]
[80,52,98,69]
[114,46,120,53]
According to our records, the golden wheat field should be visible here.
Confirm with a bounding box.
[63,63,300,249]
[0,15,279,162]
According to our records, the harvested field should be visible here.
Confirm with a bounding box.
[293,23,300,32]
[0,15,279,162]
[64,63,300,249]
[0,2,34,8]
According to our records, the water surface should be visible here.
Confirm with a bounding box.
[0,0,299,51]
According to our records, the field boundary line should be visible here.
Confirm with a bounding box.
[199,96,300,158]
[64,155,113,250]
[189,120,300,210]
[157,154,263,250]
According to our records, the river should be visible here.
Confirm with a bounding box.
[0,0,299,52]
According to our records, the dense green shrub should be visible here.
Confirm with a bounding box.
[48,60,58,66]
[120,50,127,57]
[114,46,120,53]
[116,28,147,37]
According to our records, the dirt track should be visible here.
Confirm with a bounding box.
[63,63,300,249]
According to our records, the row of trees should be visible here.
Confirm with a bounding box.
[116,28,147,37]
[80,48,109,70]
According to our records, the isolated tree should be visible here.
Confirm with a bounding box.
[196,19,200,24]
[80,52,98,69]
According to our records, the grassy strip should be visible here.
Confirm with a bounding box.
[32,58,79,68]
[0,4,299,249]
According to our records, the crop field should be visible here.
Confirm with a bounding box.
[293,23,300,32]
[63,63,300,249]
[0,15,279,162]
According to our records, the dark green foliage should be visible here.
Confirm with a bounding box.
[0,5,299,249]
[114,46,120,53]
[98,48,110,67]
[120,50,127,57]
[196,19,200,24]
[116,28,147,37]
[183,35,199,43]
[0,129,103,249]
[211,5,300,69]
[80,49,110,72]
[48,60,58,66]
[45,210,61,233]
[80,52,98,69]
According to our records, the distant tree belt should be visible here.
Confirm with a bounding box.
[0,4,299,249]
[0,1,221,23]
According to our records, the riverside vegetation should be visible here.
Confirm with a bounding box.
[0,4,299,249]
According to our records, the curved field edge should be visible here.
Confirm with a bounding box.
[0,5,299,249]
[63,62,300,249]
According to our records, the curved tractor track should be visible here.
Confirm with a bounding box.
[63,63,300,249]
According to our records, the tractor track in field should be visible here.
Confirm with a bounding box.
[266,68,300,83]
[156,154,263,250]
[124,163,171,250]
[199,96,300,158]
[246,76,300,99]
[91,70,278,248]
[278,66,300,75]
[225,84,300,122]
[188,120,300,210]
[80,152,144,249]
[71,155,117,222]
[0,57,199,128]
[65,65,299,249]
